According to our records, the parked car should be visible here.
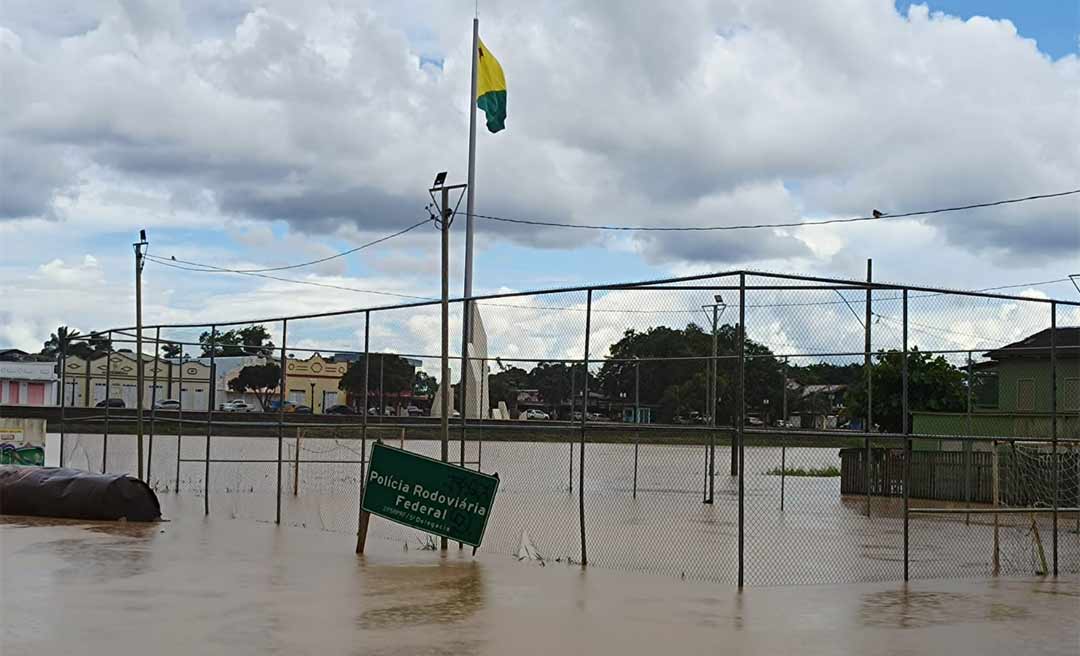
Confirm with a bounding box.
[745,416,764,426]
[153,399,181,410]
[96,398,125,408]
[572,411,602,421]
[220,400,254,412]
[405,405,423,417]
[523,409,550,420]
[269,400,293,412]
[292,405,312,414]
[325,404,356,415]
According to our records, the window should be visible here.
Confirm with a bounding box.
[1064,378,1080,411]
[972,371,998,409]
[1016,378,1035,412]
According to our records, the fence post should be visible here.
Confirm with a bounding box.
[902,289,910,581]
[148,326,160,484]
[965,351,973,524]
[1050,302,1058,577]
[737,273,746,588]
[708,303,718,503]
[355,311,371,553]
[59,343,66,468]
[579,289,592,567]
[633,358,640,500]
[781,357,787,513]
[276,319,288,524]
[175,340,184,493]
[864,260,872,517]
[204,325,216,516]
[103,330,112,474]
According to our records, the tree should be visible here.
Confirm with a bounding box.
[412,370,436,397]
[530,361,574,418]
[596,323,783,423]
[227,363,282,410]
[40,326,111,360]
[161,342,183,359]
[338,354,416,411]
[843,348,966,433]
[199,325,275,357]
[488,364,530,415]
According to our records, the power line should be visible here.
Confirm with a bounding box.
[145,255,430,301]
[472,189,1080,232]
[154,218,433,273]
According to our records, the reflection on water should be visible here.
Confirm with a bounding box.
[859,588,1029,628]
[1,514,1077,656]
[357,561,486,629]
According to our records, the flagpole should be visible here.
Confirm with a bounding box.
[462,16,479,415]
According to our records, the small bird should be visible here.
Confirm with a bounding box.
[872,209,885,218]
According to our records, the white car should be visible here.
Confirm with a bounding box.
[523,409,550,420]
[220,400,254,412]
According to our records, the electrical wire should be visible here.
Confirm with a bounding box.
[472,189,1080,232]
[145,255,430,301]
[154,218,433,274]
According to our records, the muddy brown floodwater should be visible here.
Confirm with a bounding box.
[1,511,1077,655]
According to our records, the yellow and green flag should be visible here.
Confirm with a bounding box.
[476,38,506,133]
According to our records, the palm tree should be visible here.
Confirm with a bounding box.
[40,326,82,359]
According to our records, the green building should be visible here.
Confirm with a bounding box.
[912,327,1080,440]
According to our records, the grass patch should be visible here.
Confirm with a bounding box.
[765,465,841,477]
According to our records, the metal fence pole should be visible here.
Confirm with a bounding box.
[276,319,288,524]
[737,273,746,588]
[781,357,787,512]
[965,350,973,524]
[175,340,183,493]
[708,303,717,503]
[902,289,910,581]
[1050,302,1058,577]
[103,331,111,473]
[59,344,66,468]
[864,260,872,517]
[579,289,592,567]
[148,326,160,484]
[633,358,640,500]
[204,326,216,516]
[355,311,371,551]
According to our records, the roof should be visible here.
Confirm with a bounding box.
[800,384,847,397]
[983,327,1080,361]
[0,348,33,362]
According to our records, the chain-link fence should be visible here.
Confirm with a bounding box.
[43,269,1079,586]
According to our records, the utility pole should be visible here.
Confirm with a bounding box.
[134,229,148,480]
[702,295,727,479]
[430,172,466,552]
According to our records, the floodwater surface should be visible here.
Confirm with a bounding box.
[0,513,1077,655]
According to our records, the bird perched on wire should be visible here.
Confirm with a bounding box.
[872,209,886,218]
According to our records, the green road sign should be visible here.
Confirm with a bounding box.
[361,443,500,547]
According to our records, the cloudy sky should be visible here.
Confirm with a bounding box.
[1,0,1077,366]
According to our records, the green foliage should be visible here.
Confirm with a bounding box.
[338,354,416,409]
[40,326,111,360]
[161,342,183,358]
[227,363,282,410]
[843,348,966,433]
[765,465,840,477]
[596,323,784,423]
[199,325,275,357]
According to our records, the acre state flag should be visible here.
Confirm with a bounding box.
[476,38,506,133]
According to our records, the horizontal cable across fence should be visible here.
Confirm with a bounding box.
[45,269,1080,586]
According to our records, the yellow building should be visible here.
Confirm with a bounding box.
[63,352,212,410]
[283,354,348,413]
